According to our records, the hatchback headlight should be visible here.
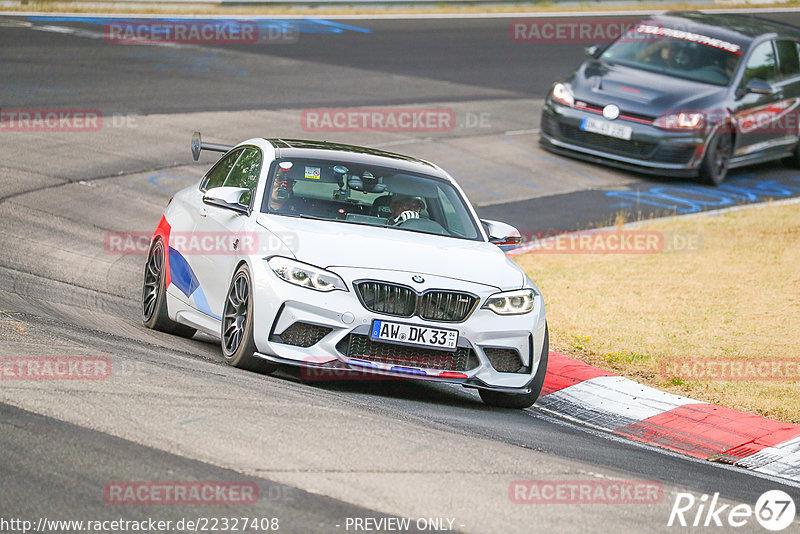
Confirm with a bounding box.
[654,111,705,130]
[484,288,536,315]
[551,83,575,107]
[267,257,347,292]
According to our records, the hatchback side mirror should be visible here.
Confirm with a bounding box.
[585,44,601,58]
[745,78,776,95]
[481,219,522,246]
[203,187,251,214]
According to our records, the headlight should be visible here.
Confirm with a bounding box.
[551,83,575,107]
[654,111,705,130]
[267,257,347,292]
[483,288,536,315]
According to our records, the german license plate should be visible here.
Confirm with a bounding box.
[370,319,458,352]
[580,117,632,140]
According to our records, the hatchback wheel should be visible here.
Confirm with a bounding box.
[699,131,732,185]
[782,138,800,168]
[222,263,277,374]
[142,239,196,338]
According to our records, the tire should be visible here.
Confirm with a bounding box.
[699,131,732,186]
[142,238,197,338]
[221,263,278,374]
[479,324,549,409]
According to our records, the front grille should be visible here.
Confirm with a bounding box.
[419,291,478,322]
[559,123,656,159]
[355,281,477,323]
[578,102,656,123]
[484,347,524,373]
[355,281,417,317]
[272,322,332,347]
[337,334,480,372]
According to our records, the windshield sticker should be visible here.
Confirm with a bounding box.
[635,24,741,54]
[304,166,321,180]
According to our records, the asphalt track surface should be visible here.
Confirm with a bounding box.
[1,12,800,534]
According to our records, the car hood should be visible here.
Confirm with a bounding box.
[256,214,524,291]
[569,60,728,115]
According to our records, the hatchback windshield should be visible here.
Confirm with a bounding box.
[260,158,481,240]
[600,23,743,86]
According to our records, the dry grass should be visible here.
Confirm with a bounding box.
[515,200,800,424]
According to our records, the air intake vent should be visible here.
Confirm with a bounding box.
[336,334,479,372]
[483,347,524,373]
[272,322,332,348]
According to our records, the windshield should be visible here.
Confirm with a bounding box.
[260,158,482,240]
[600,24,743,86]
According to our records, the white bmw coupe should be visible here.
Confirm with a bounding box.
[142,133,548,408]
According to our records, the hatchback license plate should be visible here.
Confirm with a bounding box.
[370,319,458,352]
[580,117,632,140]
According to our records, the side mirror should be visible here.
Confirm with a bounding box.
[203,187,250,214]
[745,78,775,95]
[481,219,522,246]
[585,44,601,58]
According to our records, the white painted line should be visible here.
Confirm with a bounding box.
[504,128,540,136]
[749,436,800,480]
[32,24,107,39]
[538,375,701,431]
[753,453,800,480]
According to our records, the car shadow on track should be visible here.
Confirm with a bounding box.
[274,366,496,410]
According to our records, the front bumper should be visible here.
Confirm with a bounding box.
[250,262,547,392]
[540,100,709,177]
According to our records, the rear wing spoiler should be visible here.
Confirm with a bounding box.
[191,131,234,161]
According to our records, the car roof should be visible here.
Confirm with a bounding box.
[262,138,449,179]
[651,12,800,49]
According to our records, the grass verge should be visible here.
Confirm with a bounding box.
[514,200,800,424]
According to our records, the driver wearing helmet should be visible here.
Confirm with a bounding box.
[387,195,425,225]
[269,163,298,212]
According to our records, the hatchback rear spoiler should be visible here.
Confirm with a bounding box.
[191,131,234,161]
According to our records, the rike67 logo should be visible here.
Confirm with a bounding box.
[668,490,796,531]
